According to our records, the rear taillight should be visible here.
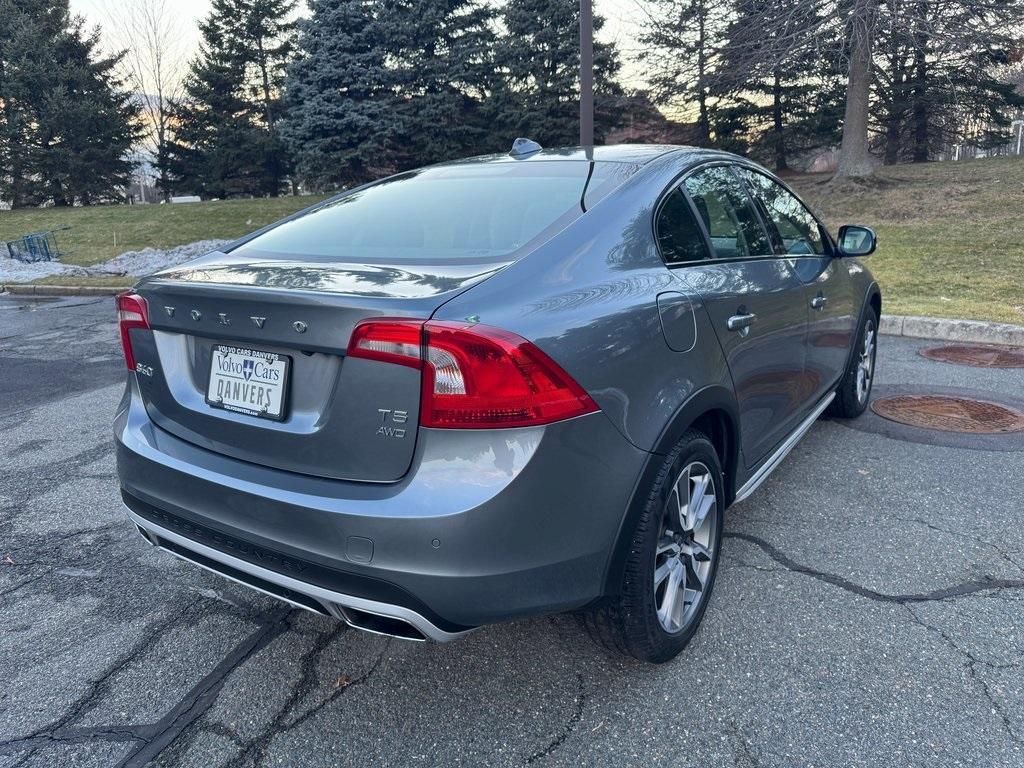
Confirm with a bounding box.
[116,292,150,370]
[420,322,598,428]
[348,320,423,368]
[346,319,599,429]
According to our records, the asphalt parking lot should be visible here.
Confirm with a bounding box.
[1,293,1022,768]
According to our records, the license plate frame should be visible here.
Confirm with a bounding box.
[205,344,291,421]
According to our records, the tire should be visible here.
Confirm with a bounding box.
[830,306,879,418]
[583,429,724,663]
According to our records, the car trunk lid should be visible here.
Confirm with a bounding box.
[132,256,507,482]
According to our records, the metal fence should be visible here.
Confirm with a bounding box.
[944,117,1024,161]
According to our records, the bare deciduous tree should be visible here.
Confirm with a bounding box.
[637,0,732,144]
[102,0,186,200]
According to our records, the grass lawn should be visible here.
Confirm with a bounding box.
[0,195,328,267]
[3,156,1022,324]
[788,155,1024,325]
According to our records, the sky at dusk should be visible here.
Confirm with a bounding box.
[69,0,647,89]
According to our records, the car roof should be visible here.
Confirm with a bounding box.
[436,144,729,168]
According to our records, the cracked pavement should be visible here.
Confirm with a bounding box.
[1,293,1022,767]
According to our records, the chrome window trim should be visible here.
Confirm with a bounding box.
[731,165,833,258]
[653,157,838,268]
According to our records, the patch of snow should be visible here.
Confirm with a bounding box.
[0,256,87,283]
[89,239,230,277]
[1,238,230,284]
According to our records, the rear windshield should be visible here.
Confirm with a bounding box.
[231,161,637,264]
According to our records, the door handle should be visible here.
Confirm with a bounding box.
[811,295,828,310]
[727,312,757,332]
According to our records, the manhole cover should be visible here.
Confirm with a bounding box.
[920,344,1024,368]
[871,395,1024,434]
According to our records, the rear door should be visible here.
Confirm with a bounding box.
[735,167,859,402]
[659,164,809,468]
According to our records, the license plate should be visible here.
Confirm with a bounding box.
[206,345,290,421]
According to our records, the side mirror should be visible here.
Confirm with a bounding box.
[837,225,877,257]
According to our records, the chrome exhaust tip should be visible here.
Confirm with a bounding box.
[332,604,427,642]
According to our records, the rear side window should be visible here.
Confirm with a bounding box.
[656,189,709,264]
[683,166,772,259]
[231,161,638,264]
[736,168,826,255]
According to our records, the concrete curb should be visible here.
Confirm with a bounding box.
[880,314,1024,347]
[1,284,127,297]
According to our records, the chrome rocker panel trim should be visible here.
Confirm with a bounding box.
[733,391,836,504]
[124,505,473,643]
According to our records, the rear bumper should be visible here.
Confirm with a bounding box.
[115,380,648,631]
[124,496,467,641]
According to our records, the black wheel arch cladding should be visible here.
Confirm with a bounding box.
[599,384,739,598]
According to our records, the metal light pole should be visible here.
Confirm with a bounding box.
[579,0,594,146]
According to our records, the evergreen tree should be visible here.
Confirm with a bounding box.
[489,0,622,147]
[638,0,729,146]
[708,102,754,156]
[282,0,497,190]
[382,0,497,166]
[237,0,297,130]
[41,21,142,205]
[280,0,398,189]
[163,29,264,198]
[163,0,295,198]
[0,0,59,207]
[873,0,1024,163]
[0,0,139,207]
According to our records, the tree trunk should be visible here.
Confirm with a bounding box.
[254,35,281,198]
[695,1,711,145]
[48,161,68,206]
[158,163,171,202]
[910,51,928,162]
[154,94,172,203]
[882,82,903,164]
[255,36,274,129]
[2,94,28,207]
[7,151,27,208]
[697,94,710,146]
[882,42,905,164]
[772,70,788,172]
[910,8,929,163]
[835,0,879,178]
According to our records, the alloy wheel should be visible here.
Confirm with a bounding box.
[653,461,718,634]
[856,320,876,405]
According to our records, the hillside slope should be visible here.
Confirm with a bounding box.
[0,196,327,268]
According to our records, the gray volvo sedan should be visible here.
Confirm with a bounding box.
[115,142,880,662]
